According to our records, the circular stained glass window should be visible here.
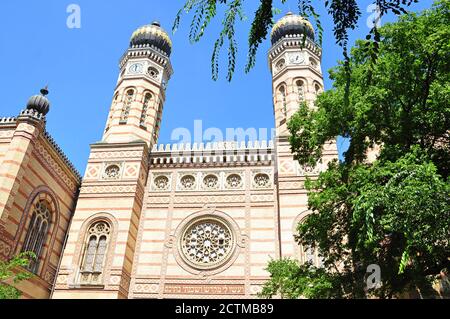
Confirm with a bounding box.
[180,217,235,270]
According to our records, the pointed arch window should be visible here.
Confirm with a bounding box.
[21,200,51,274]
[279,86,287,118]
[296,80,305,103]
[140,93,152,129]
[120,89,134,123]
[80,221,111,285]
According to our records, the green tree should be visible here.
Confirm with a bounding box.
[261,0,450,299]
[174,0,419,81]
[0,252,35,299]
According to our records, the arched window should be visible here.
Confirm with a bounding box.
[120,89,134,123]
[153,102,163,142]
[299,244,324,268]
[297,218,323,268]
[314,83,322,95]
[140,93,152,129]
[21,200,51,274]
[106,93,119,132]
[80,221,111,285]
[279,86,287,117]
[296,80,305,102]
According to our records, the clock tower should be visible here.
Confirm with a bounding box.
[269,13,338,259]
[269,12,324,138]
[103,21,173,147]
[53,21,173,299]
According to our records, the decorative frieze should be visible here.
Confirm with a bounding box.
[0,130,14,139]
[90,150,143,160]
[34,141,79,193]
[80,185,137,194]
[164,284,245,295]
[42,131,81,181]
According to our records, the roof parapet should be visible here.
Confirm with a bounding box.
[151,140,274,153]
[150,140,274,166]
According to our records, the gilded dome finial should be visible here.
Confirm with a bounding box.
[271,12,315,45]
[130,20,172,56]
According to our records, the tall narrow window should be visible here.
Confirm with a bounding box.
[314,84,322,96]
[120,89,134,123]
[153,102,163,142]
[22,200,51,274]
[140,93,152,129]
[298,219,323,268]
[279,86,287,117]
[299,244,324,268]
[80,221,111,285]
[296,80,305,102]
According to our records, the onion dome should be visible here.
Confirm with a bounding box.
[130,21,172,56]
[26,86,50,115]
[271,12,315,45]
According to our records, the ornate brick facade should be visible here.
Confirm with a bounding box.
[1,14,339,299]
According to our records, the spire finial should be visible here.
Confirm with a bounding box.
[40,85,49,96]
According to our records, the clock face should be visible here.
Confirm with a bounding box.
[289,53,305,64]
[129,63,143,74]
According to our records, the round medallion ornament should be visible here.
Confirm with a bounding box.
[181,175,196,190]
[180,217,235,270]
[254,173,270,188]
[104,165,121,179]
[203,175,219,189]
[226,174,242,189]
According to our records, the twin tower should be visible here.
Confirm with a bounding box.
[52,13,337,299]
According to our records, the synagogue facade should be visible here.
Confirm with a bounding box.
[0,13,338,299]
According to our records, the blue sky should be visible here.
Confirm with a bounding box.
[0,0,430,174]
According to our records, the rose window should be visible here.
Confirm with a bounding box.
[226,174,242,189]
[180,218,234,269]
[181,175,196,190]
[254,173,270,188]
[154,176,169,190]
[203,175,219,189]
[104,165,121,179]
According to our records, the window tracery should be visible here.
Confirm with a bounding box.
[21,200,52,274]
[226,174,242,189]
[254,173,271,189]
[80,221,111,285]
[120,89,134,123]
[203,175,219,190]
[140,93,152,128]
[180,175,196,190]
[180,218,234,269]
